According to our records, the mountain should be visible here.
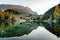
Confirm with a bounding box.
[0,4,38,16]
[42,6,55,20]
[42,4,60,21]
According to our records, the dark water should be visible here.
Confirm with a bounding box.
[0,21,60,40]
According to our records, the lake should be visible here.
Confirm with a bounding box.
[0,22,60,40]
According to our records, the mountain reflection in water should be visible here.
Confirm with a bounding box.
[0,22,38,37]
[41,22,60,37]
[0,21,60,38]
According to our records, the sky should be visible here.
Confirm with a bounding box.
[0,0,60,15]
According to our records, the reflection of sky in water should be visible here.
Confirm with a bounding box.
[0,21,59,40]
[0,26,60,40]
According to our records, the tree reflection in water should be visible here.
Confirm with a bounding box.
[40,22,60,37]
[0,21,60,37]
[0,21,38,37]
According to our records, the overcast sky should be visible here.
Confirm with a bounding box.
[0,0,60,15]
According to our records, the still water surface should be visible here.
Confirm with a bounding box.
[0,22,59,40]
